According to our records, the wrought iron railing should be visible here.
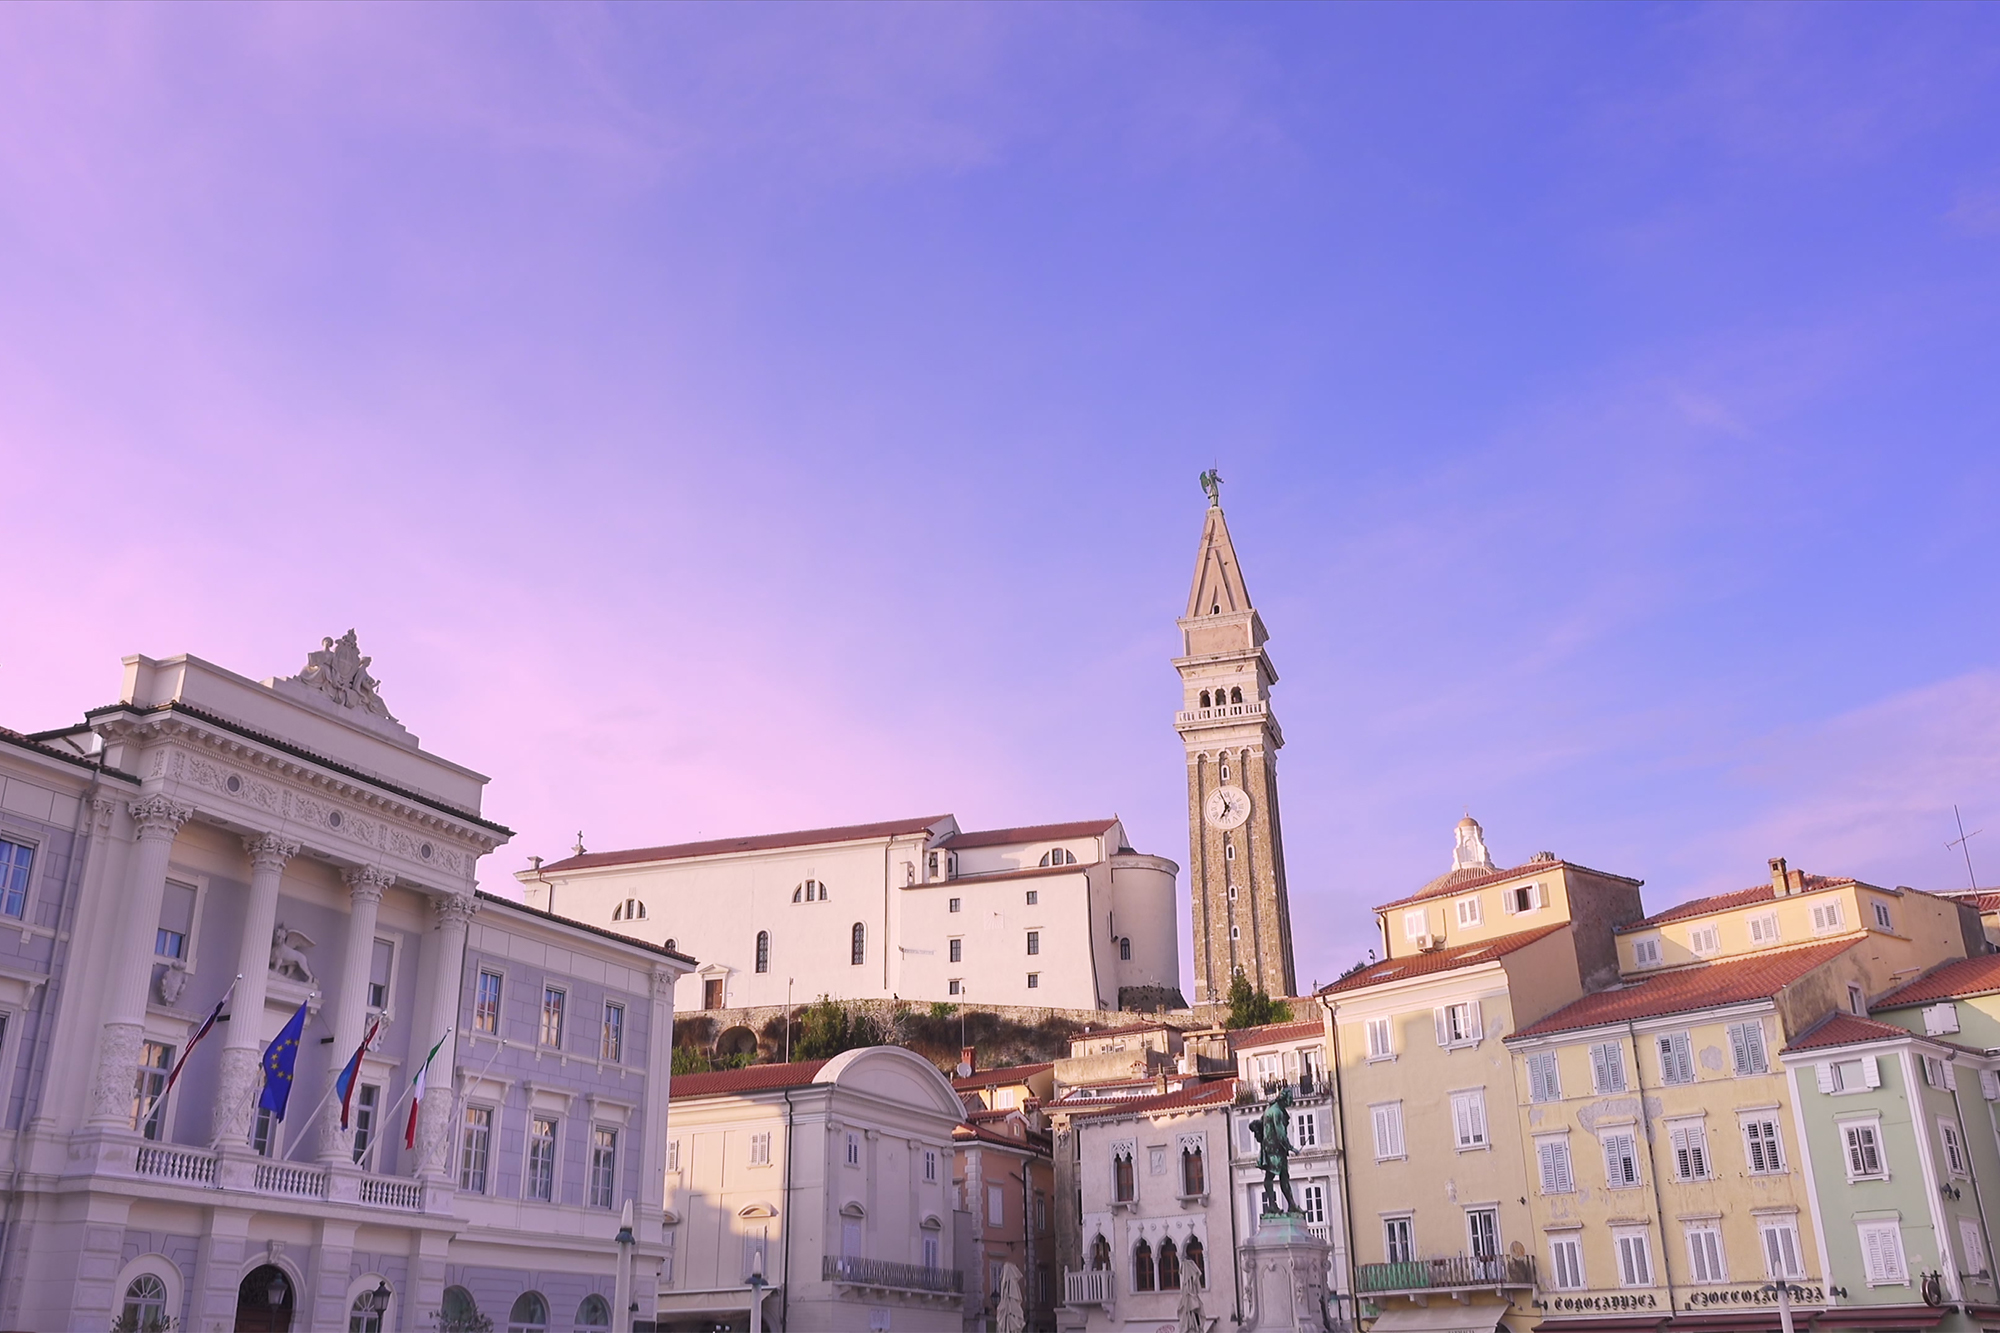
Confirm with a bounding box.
[822,1255,963,1295]
[1063,1269,1114,1305]
[1356,1255,1535,1293]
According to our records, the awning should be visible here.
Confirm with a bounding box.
[1367,1302,1510,1333]
[1532,1318,1670,1333]
[1806,1308,1950,1333]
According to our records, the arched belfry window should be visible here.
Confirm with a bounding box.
[850,923,866,966]
[1038,848,1077,868]
[1230,686,1243,704]
[755,931,770,974]
[1199,690,1211,708]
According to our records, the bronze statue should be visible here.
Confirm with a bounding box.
[1199,469,1223,507]
[1247,1084,1301,1214]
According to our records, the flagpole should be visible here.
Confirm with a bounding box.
[282,1012,378,1163]
[139,974,242,1134]
[360,1026,452,1177]
[418,1032,507,1178]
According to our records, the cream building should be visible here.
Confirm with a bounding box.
[520,817,1180,1015]
[658,1047,970,1332]
[1226,1018,1345,1304]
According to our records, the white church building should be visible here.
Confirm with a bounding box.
[518,817,1181,1014]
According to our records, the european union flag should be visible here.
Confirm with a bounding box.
[257,1000,309,1121]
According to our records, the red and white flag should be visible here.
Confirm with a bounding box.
[404,1029,450,1150]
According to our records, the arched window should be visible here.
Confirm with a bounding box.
[1184,1235,1206,1287]
[507,1291,550,1333]
[1180,1145,1205,1196]
[1220,755,1231,781]
[1090,1234,1111,1271]
[1199,690,1211,708]
[796,879,826,904]
[850,923,865,966]
[611,902,620,921]
[1230,686,1243,704]
[349,1286,388,1333]
[755,931,770,974]
[1038,848,1077,867]
[636,902,646,919]
[664,938,677,952]
[122,1275,168,1329]
[575,1294,611,1329]
[1133,1239,1155,1292]
[1119,938,1132,961]
[1112,1146,1135,1203]
[441,1287,480,1326]
[1158,1236,1181,1291]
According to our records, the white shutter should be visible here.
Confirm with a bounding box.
[1863,1226,1887,1283]
[1730,1024,1749,1074]
[1981,1070,2000,1101]
[1467,1000,1484,1042]
[1538,1142,1559,1193]
[1502,889,1517,915]
[1862,1056,1881,1089]
[1537,883,1550,908]
[1946,1061,1960,1092]
[1434,1008,1449,1046]
[1815,1063,1835,1093]
[1589,1044,1609,1092]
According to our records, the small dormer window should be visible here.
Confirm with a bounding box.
[1038,849,1077,868]
[1633,936,1662,967]
[1456,897,1482,928]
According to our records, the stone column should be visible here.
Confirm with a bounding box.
[318,865,392,1164]
[212,833,299,1147]
[413,892,476,1178]
[88,795,194,1126]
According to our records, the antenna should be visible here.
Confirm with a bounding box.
[1949,805,1983,893]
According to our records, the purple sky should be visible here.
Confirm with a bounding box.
[4,4,1999,990]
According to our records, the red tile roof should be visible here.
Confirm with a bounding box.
[1626,877,1858,930]
[1227,1019,1324,1050]
[1784,1012,1927,1052]
[1065,1079,1238,1121]
[1512,939,1860,1038]
[953,1120,1052,1154]
[539,816,951,873]
[1319,924,1569,996]
[942,819,1118,850]
[1374,859,1640,911]
[953,1062,1054,1090]
[670,1059,832,1097]
[1873,955,2000,1009]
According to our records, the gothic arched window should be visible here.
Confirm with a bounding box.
[1090,1234,1111,1271]
[1133,1239,1155,1292]
[1180,1145,1205,1196]
[1199,690,1211,708]
[1120,938,1132,961]
[1184,1235,1205,1287]
[1230,686,1243,704]
[755,931,770,974]
[850,923,865,966]
[1158,1237,1181,1291]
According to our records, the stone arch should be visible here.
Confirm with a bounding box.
[716,1025,759,1060]
[112,1254,184,1333]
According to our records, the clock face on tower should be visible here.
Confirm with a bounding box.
[1203,785,1251,830]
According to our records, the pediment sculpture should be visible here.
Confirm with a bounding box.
[270,923,316,984]
[293,629,397,722]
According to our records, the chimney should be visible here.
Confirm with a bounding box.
[960,1045,977,1076]
[1789,868,1806,893]
[1770,858,1790,896]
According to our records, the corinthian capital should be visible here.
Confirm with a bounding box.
[128,795,194,840]
[432,892,478,931]
[242,833,301,873]
[342,864,395,902]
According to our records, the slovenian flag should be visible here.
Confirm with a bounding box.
[404,1029,450,1150]
[161,976,237,1103]
[257,999,310,1121]
[334,1017,382,1131]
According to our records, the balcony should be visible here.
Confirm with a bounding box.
[1063,1269,1114,1306]
[1356,1255,1536,1296]
[1175,701,1268,727]
[822,1256,963,1298]
[130,1144,426,1213]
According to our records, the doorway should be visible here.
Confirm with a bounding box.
[234,1265,295,1332]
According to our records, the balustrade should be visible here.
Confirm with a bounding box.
[821,1256,962,1295]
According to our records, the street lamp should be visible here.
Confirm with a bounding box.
[265,1273,288,1309]
[1757,1282,1807,1333]
[366,1281,392,1315]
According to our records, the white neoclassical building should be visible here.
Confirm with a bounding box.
[519,817,1182,1014]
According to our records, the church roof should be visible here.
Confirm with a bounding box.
[942,819,1118,850]
[1183,503,1256,620]
[538,815,952,872]
[1319,923,1569,996]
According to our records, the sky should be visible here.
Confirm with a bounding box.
[3,3,1998,993]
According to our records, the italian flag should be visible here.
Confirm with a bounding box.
[404,1029,450,1150]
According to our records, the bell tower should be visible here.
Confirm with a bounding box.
[1174,478,1296,1001]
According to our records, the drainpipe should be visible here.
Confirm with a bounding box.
[780,1088,797,1331]
[1629,1021,1680,1313]
[1321,989,1361,1331]
[1948,1071,2000,1303]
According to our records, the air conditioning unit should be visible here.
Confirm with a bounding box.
[1417,934,1442,952]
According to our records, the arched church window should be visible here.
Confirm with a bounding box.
[1184,1236,1205,1287]
[1230,687,1243,704]
[1120,938,1132,961]
[1133,1239,1155,1292]
[1158,1237,1181,1291]
[850,923,865,966]
[636,902,646,919]
[1090,1234,1111,1271]
[755,931,770,974]
[1198,690,1211,708]
[1038,848,1077,867]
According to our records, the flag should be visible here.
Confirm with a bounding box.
[404,1029,450,1150]
[161,976,236,1103]
[257,1000,310,1121]
[335,1017,382,1131]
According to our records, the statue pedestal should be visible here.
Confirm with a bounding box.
[1238,1212,1330,1333]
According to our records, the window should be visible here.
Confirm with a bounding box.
[1762,1219,1804,1279]
[1230,925,1240,939]
[1924,1002,1961,1035]
[1632,936,1662,967]
[122,1275,169,1331]
[1456,897,1482,928]
[1038,848,1077,867]
[131,1040,173,1139]
[1590,1041,1628,1093]
[1403,910,1426,941]
[1372,1102,1405,1160]
[1689,924,1720,956]
[351,1083,380,1164]
[1035,1190,1048,1234]
[1384,1217,1415,1264]
[1748,912,1781,945]
[1184,1235,1206,1287]
[1437,1001,1481,1046]
[1026,973,1039,989]
[1727,1020,1769,1075]
[987,1182,1005,1226]
[1132,1239,1154,1292]
[367,937,394,1009]
[1657,1031,1694,1085]
[590,1127,617,1208]
[507,1292,549,1333]
[0,838,33,918]
[1923,1055,1953,1089]
[1026,931,1040,955]
[1686,1225,1726,1282]
[1299,1182,1328,1225]
[1811,899,1844,933]
[1743,1118,1784,1173]
[1450,1089,1488,1149]
[1875,901,1894,930]
[1225,843,1235,861]
[1669,1122,1710,1181]
[922,1234,940,1269]
[948,979,962,996]
[1467,1208,1499,1260]
[755,931,770,974]
[1941,1119,1968,1176]
[1366,1017,1394,1060]
[1504,883,1543,914]
[846,1132,861,1167]
[1120,938,1132,961]
[1112,1145,1135,1201]
[474,970,502,1033]
[948,897,961,913]
[1848,982,1866,1015]
[1025,890,1039,905]
[1858,1221,1908,1285]
[1292,1108,1318,1148]
[1603,1130,1641,1188]
[1526,1051,1561,1102]
[575,1295,611,1330]
[703,977,724,1010]
[749,1131,771,1167]
[1157,1237,1181,1292]
[1537,1138,1574,1194]
[794,879,827,903]
[1615,1229,1652,1287]
[1823,1056,1878,1093]
[1843,1122,1885,1178]
[460,1106,492,1192]
[527,1116,557,1201]
[251,1105,277,1158]
[949,938,962,963]
[540,987,565,1047]
[601,1002,624,1062]
[1181,1144,1205,1196]
[924,1149,938,1183]
[1960,1217,1990,1280]
[850,923,865,965]
[1549,1234,1585,1290]
[156,880,195,960]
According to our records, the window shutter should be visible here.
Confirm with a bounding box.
[1589,1045,1607,1092]
[1538,1142,1557,1193]
[1862,1056,1881,1089]
[1945,1061,1960,1092]
[1434,1008,1449,1047]
[1537,883,1550,908]
[1981,1070,2000,1101]
[1467,1000,1484,1042]
[1730,1025,1750,1074]
[1815,1063,1836,1094]
[1863,1227,1886,1282]
[1502,890,1516,915]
